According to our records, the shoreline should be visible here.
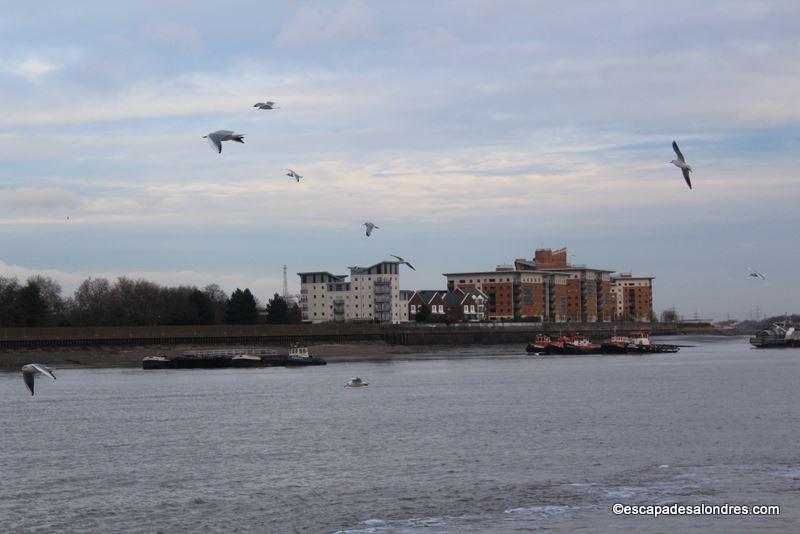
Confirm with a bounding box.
[0,342,492,370]
[0,335,728,370]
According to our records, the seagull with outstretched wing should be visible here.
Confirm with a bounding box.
[286,169,302,182]
[670,140,693,189]
[391,254,416,271]
[364,222,379,237]
[203,130,245,154]
[254,101,279,110]
[748,267,766,280]
[21,363,56,396]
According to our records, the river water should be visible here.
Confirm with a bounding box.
[1,336,798,532]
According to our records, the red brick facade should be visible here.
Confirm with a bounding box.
[444,247,653,323]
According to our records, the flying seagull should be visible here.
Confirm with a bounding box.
[670,140,693,189]
[286,169,302,182]
[748,268,766,280]
[364,222,379,237]
[391,254,416,271]
[254,101,279,110]
[21,363,56,396]
[203,130,245,154]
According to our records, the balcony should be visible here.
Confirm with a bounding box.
[374,285,391,295]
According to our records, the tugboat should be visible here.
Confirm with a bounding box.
[562,334,602,355]
[601,331,679,354]
[542,336,574,355]
[750,323,800,348]
[526,334,552,353]
[285,342,327,366]
[345,377,368,387]
[601,334,631,353]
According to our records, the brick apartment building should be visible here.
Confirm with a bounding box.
[299,249,653,324]
[611,273,654,322]
[444,248,653,322]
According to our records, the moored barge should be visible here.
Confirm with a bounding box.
[750,323,800,348]
[601,331,679,354]
[142,348,282,369]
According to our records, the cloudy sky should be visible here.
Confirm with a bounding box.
[1,0,798,319]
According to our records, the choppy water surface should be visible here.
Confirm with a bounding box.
[2,336,799,532]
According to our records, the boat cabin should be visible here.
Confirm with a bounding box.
[628,331,652,346]
[289,343,310,359]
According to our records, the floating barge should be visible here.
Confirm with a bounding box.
[750,323,800,348]
[600,331,679,354]
[143,347,286,369]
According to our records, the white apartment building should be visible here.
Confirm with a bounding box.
[298,261,409,324]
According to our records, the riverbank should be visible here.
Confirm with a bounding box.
[0,342,499,370]
[0,334,711,370]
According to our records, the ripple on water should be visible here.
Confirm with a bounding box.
[3,339,800,532]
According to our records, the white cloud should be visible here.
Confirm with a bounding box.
[140,22,204,52]
[0,188,83,210]
[276,0,373,46]
[409,27,458,53]
[0,68,355,127]
[7,57,59,81]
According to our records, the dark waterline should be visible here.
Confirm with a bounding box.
[1,336,798,532]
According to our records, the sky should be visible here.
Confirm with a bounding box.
[1,0,799,320]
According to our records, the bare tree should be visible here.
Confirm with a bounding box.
[0,277,21,326]
[203,284,228,324]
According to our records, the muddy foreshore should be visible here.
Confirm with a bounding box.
[0,332,728,370]
[0,342,508,370]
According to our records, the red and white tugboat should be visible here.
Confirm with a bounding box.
[526,334,552,353]
[562,334,602,355]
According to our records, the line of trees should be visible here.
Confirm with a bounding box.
[0,275,301,327]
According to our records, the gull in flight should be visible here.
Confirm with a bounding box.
[286,169,302,182]
[670,140,693,189]
[21,363,56,396]
[391,254,416,271]
[748,268,766,280]
[203,130,245,154]
[254,101,279,110]
[364,222,379,237]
